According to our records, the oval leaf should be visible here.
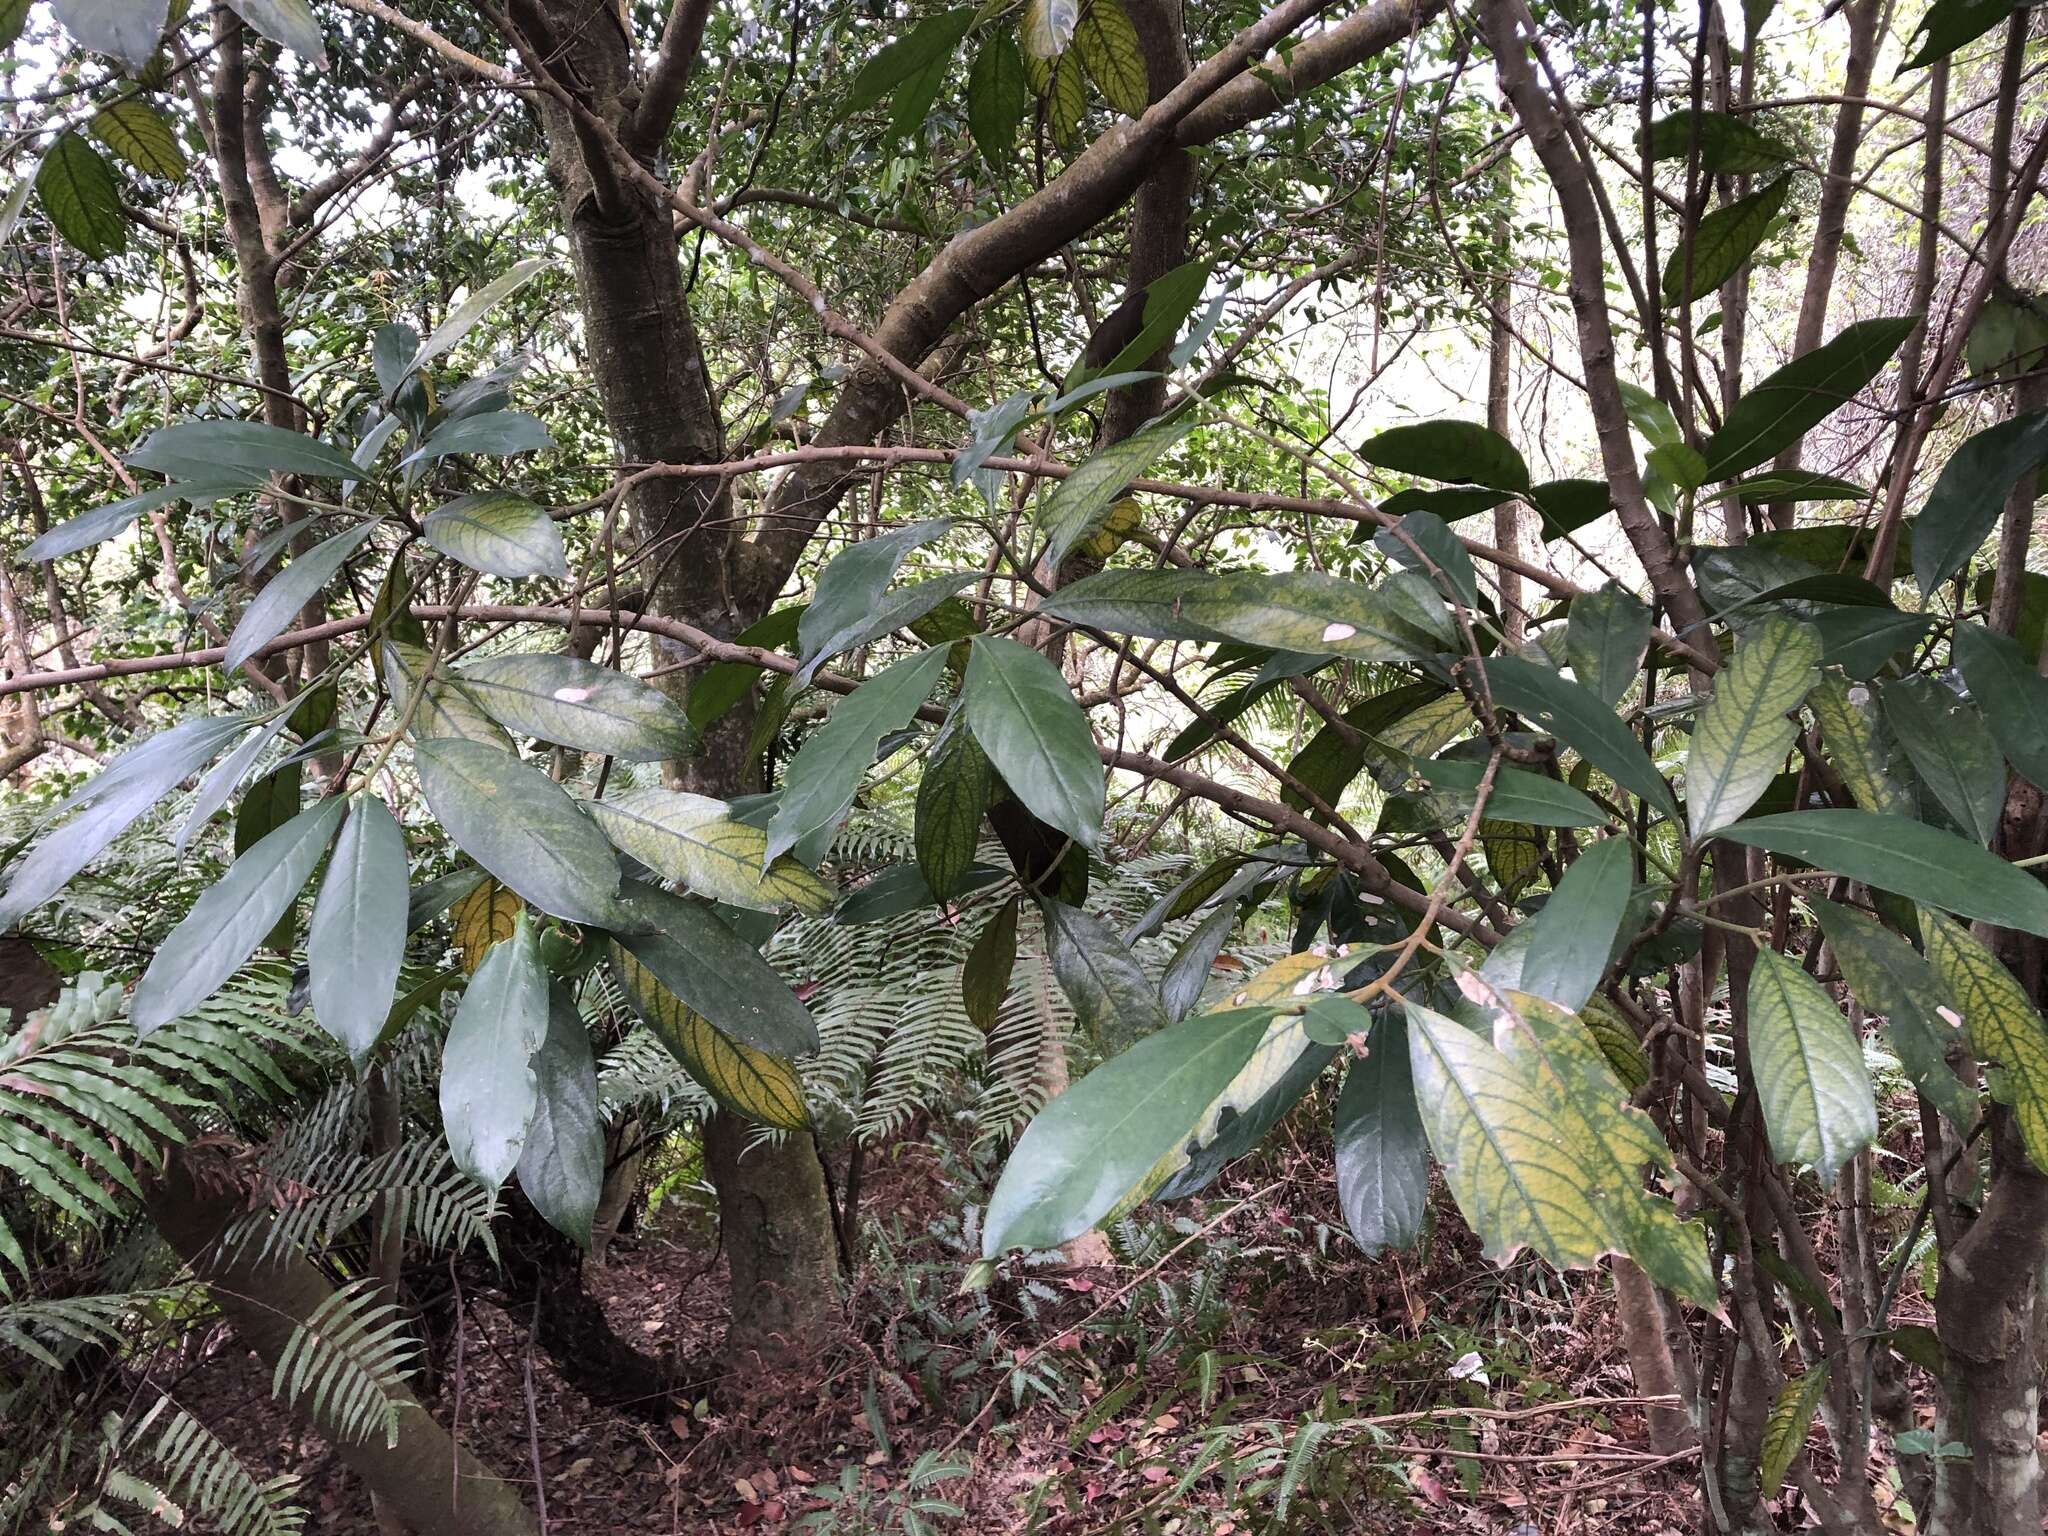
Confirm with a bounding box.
[587,787,832,915]
[1746,947,1877,1185]
[422,492,567,579]
[1685,615,1820,838]
[441,911,548,1191]
[308,796,409,1068]
[456,653,693,762]
[964,636,1105,851]
[515,984,604,1246]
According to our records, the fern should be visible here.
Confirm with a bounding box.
[0,1287,186,1369]
[114,1400,306,1536]
[224,1136,499,1266]
[272,1277,418,1449]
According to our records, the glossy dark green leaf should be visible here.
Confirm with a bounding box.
[916,710,993,901]
[1881,675,2003,845]
[968,30,1030,166]
[515,983,604,1247]
[407,867,489,934]
[129,419,364,485]
[798,573,976,687]
[1041,568,1452,661]
[1719,810,2048,936]
[1566,586,1650,707]
[1700,317,1916,481]
[35,133,124,258]
[1333,1014,1430,1256]
[1359,421,1529,493]
[962,896,1021,1032]
[1038,415,1192,570]
[848,6,973,111]
[798,518,950,672]
[307,796,408,1068]
[1813,609,1929,678]
[1160,905,1235,1023]
[1089,260,1210,381]
[1645,110,1794,174]
[688,604,803,731]
[1375,511,1478,609]
[1910,412,2048,596]
[766,645,950,864]
[1528,479,1613,541]
[49,0,168,70]
[963,637,1104,850]
[832,861,1003,923]
[1154,1027,1332,1201]
[1283,682,1454,811]
[1733,470,1872,503]
[223,524,377,673]
[1901,0,2022,69]
[414,739,624,927]
[457,653,693,762]
[1810,901,1972,1135]
[1483,836,1633,1012]
[1416,760,1608,828]
[1954,622,2048,793]
[1663,175,1789,305]
[422,492,567,579]
[1485,655,1679,820]
[980,1006,1272,1257]
[1041,897,1169,1044]
[441,911,548,1191]
[131,798,345,1035]
[610,883,819,1057]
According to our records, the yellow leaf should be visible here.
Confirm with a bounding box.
[611,944,809,1130]
[451,879,520,974]
[587,787,833,916]
[1073,0,1147,117]
[1219,943,1368,1010]
[1811,671,1912,816]
[1920,908,2048,1167]
[1481,819,1541,896]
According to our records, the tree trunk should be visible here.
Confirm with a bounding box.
[701,1112,840,1364]
[145,1145,540,1536]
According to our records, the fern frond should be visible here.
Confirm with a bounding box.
[0,1287,187,1369]
[272,1278,417,1449]
[117,1400,305,1536]
[224,1137,498,1266]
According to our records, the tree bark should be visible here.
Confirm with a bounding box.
[145,1145,540,1536]
[701,1111,840,1364]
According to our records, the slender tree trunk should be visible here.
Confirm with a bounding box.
[701,1112,840,1363]
[145,1145,540,1536]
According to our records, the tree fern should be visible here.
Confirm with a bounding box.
[271,1277,417,1449]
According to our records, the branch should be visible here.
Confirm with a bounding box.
[628,0,714,154]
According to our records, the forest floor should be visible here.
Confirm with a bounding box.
[169,1116,1755,1535]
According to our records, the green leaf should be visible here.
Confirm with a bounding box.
[400,409,551,466]
[688,604,802,732]
[1160,906,1235,1021]
[968,31,1030,166]
[1037,415,1191,570]
[131,799,345,1035]
[1811,899,1975,1132]
[1910,412,2048,596]
[414,739,625,927]
[916,710,993,901]
[406,258,547,375]
[456,653,693,762]
[611,883,819,1057]
[20,484,224,561]
[1041,567,1452,661]
[1530,479,1614,540]
[1020,0,1078,58]
[1482,836,1633,1012]
[1813,610,1930,679]
[1333,1014,1429,1256]
[1900,0,2021,69]
[88,99,184,178]
[1747,947,1877,1184]
[1662,175,1790,306]
[586,787,832,915]
[1089,260,1210,381]
[422,492,567,580]
[1072,0,1146,115]
[1700,317,1916,481]
[223,523,376,673]
[1880,675,2003,845]
[380,642,512,749]
[515,984,604,1247]
[0,0,25,49]
[1760,1364,1829,1496]
[440,911,548,1191]
[1413,759,1607,828]
[1645,110,1794,175]
[49,0,167,72]
[1732,470,1872,503]
[847,6,974,112]
[799,519,951,675]
[1375,511,1479,610]
[1619,380,1684,449]
[1810,672,1913,816]
[1485,655,1679,820]
[1718,810,2048,937]
[35,133,124,258]
[833,860,1003,922]
[609,942,810,1129]
[130,419,363,484]
[1685,615,1820,838]
[963,636,1104,850]
[979,1005,1275,1257]
[1566,586,1651,707]
[1155,1019,1332,1200]
[1041,897,1169,1044]
[1359,421,1530,494]
[1920,908,2048,1170]
[1955,622,2048,794]
[308,797,409,1068]
[1280,681,1447,811]
[766,645,950,863]
[1407,993,1715,1306]
[963,896,1021,1032]
[224,0,326,63]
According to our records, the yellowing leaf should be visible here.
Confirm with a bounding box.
[1920,909,2048,1170]
[1685,615,1820,838]
[610,944,809,1130]
[452,878,521,975]
[587,787,833,915]
[1220,944,1364,1010]
[1760,1362,1829,1496]
[1810,671,1912,816]
[1073,0,1146,116]
[380,642,513,749]
[89,98,185,179]
[1746,947,1877,1185]
[1481,819,1541,896]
